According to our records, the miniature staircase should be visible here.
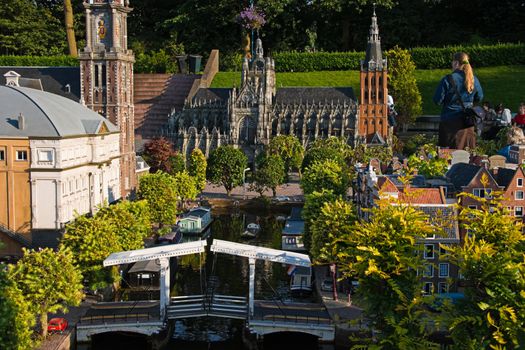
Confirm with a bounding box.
[134,74,200,143]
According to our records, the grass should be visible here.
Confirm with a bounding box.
[211,66,525,115]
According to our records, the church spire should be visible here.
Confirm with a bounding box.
[363,6,385,71]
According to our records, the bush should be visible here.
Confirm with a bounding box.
[0,55,78,67]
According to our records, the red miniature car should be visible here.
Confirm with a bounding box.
[48,318,68,333]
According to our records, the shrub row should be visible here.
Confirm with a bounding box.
[223,43,525,71]
[0,55,78,67]
[2,43,523,72]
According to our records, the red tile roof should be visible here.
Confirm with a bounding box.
[397,187,446,205]
[377,176,399,193]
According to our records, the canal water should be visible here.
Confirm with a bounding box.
[84,207,336,350]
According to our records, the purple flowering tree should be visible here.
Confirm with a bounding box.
[237,5,266,58]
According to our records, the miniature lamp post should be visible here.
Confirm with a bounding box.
[243,167,251,199]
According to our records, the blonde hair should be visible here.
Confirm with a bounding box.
[453,52,474,93]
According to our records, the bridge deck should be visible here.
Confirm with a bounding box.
[79,301,160,325]
[253,300,331,325]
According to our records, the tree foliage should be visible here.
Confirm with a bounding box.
[267,135,304,175]
[443,189,525,349]
[301,159,351,196]
[188,148,207,192]
[0,268,34,350]
[138,171,179,225]
[310,199,356,261]
[302,137,352,172]
[207,145,248,196]
[172,171,198,203]
[8,248,83,338]
[251,152,286,197]
[142,137,181,174]
[61,200,151,288]
[385,46,423,127]
[331,198,439,346]
[302,190,340,252]
[407,144,449,178]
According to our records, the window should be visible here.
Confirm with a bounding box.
[424,244,434,259]
[38,150,53,162]
[0,149,4,161]
[424,264,434,277]
[439,263,449,277]
[438,282,449,294]
[468,205,477,210]
[518,178,523,187]
[16,150,27,161]
[516,191,524,200]
[423,282,434,295]
[439,245,448,256]
[473,188,492,198]
[516,207,523,217]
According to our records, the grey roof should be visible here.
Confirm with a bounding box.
[128,259,160,273]
[193,88,230,103]
[0,85,118,138]
[446,163,481,192]
[417,205,459,241]
[0,67,80,101]
[363,10,385,70]
[493,168,516,188]
[275,87,356,104]
[186,207,210,218]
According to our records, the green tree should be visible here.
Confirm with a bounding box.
[207,145,248,196]
[385,46,423,128]
[406,144,449,178]
[301,159,351,196]
[0,0,66,55]
[302,190,340,251]
[138,171,179,225]
[173,171,198,204]
[331,199,439,347]
[167,152,186,175]
[0,268,34,350]
[310,199,355,260]
[9,248,83,338]
[61,213,119,289]
[251,152,286,197]
[301,137,352,172]
[267,135,304,175]
[188,148,207,192]
[443,189,525,349]
[96,200,151,252]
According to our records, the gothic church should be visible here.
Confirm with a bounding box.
[164,10,391,161]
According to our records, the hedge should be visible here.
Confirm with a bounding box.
[2,43,523,72]
[0,55,78,67]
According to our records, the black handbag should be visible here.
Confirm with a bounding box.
[447,75,481,129]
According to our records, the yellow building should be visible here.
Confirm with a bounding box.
[0,137,31,256]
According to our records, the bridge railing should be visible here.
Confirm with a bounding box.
[79,312,156,325]
[251,311,333,325]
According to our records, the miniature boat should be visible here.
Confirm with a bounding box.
[241,223,260,238]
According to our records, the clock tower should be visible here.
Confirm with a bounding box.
[79,0,136,197]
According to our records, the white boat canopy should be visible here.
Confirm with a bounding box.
[210,239,311,267]
[103,240,207,266]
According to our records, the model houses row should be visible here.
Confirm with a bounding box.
[354,149,525,295]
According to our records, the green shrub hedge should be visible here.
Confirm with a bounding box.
[2,43,523,72]
[0,55,78,67]
[223,43,525,71]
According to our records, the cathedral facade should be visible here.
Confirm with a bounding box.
[163,11,390,161]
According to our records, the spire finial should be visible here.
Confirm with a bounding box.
[373,3,376,16]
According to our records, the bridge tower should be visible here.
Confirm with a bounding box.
[79,0,136,198]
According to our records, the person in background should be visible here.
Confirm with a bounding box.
[495,103,512,126]
[512,103,525,127]
[481,102,498,140]
[433,52,484,150]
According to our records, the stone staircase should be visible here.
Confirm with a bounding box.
[134,74,200,144]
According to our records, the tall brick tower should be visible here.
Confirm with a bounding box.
[79,0,136,197]
[358,9,389,144]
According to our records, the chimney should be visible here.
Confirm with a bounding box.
[492,166,499,176]
[4,70,21,87]
[18,113,25,130]
[481,158,489,170]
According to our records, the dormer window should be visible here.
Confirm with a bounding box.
[518,178,523,187]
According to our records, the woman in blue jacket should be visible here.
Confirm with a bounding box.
[433,52,484,150]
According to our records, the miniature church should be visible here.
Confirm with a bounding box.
[164,10,391,161]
